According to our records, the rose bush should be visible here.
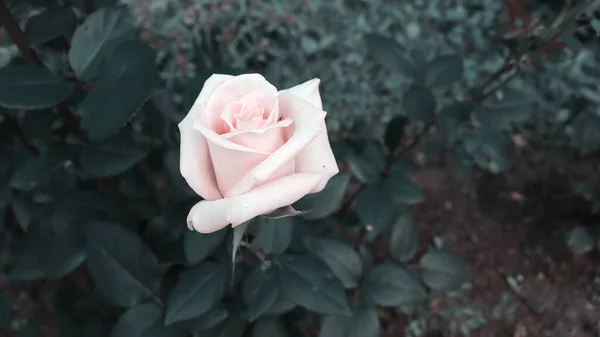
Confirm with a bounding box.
[178,73,339,233]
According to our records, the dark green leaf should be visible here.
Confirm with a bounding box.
[383,172,424,205]
[462,126,508,173]
[424,54,464,89]
[402,85,436,121]
[384,116,407,152]
[183,228,228,265]
[346,143,385,183]
[7,240,45,281]
[294,173,351,221]
[25,8,76,45]
[77,39,157,140]
[488,90,535,125]
[420,249,469,291]
[318,305,380,337]
[84,221,164,307]
[567,226,594,254]
[262,205,304,219]
[264,293,296,315]
[363,264,427,306]
[20,109,57,139]
[42,225,86,278]
[251,317,289,337]
[365,34,416,79]
[164,262,227,325]
[190,307,229,331]
[387,210,419,264]
[79,130,147,177]
[242,264,279,322]
[278,254,351,316]
[355,184,401,240]
[0,65,73,109]
[572,112,600,155]
[68,5,136,82]
[254,217,294,254]
[437,102,473,143]
[111,303,162,337]
[203,312,247,337]
[303,236,363,289]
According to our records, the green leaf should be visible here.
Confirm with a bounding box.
[42,225,86,278]
[242,264,279,322]
[203,312,247,337]
[384,116,407,152]
[383,172,424,205]
[25,8,76,45]
[277,254,351,316]
[567,226,594,254]
[303,236,363,289]
[388,210,420,263]
[68,5,136,82]
[363,264,427,306]
[294,173,351,221]
[319,305,380,337]
[111,303,162,337]
[251,317,289,337]
[346,142,385,183]
[402,85,436,121]
[164,262,227,325]
[20,109,57,139]
[84,221,164,307]
[424,54,464,89]
[78,130,147,177]
[572,112,600,155]
[0,65,73,109]
[355,184,401,240]
[488,90,535,125]
[254,217,294,254]
[183,228,228,265]
[420,249,469,291]
[264,293,296,315]
[365,34,416,79]
[437,102,473,143]
[77,39,157,140]
[6,240,45,281]
[190,307,229,331]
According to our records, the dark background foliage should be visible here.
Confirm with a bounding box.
[0,0,599,336]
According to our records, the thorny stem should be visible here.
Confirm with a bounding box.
[0,0,90,144]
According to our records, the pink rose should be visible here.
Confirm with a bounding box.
[178,73,339,233]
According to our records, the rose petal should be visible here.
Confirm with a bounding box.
[224,92,326,198]
[187,173,322,233]
[279,78,338,193]
[280,78,323,110]
[205,74,277,134]
[177,112,222,201]
[209,119,294,195]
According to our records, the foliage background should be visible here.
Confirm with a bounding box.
[1,0,600,336]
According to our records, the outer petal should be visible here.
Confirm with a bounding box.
[224,92,326,198]
[177,112,222,201]
[186,173,321,233]
[196,74,234,104]
[280,78,323,110]
[279,78,338,193]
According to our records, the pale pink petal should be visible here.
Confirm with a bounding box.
[195,74,234,104]
[235,117,265,131]
[220,102,243,132]
[280,78,323,110]
[209,119,294,195]
[224,92,326,198]
[177,112,222,201]
[279,78,337,193]
[204,74,277,133]
[187,173,322,233]
[192,104,270,155]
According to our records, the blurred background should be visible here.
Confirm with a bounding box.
[1,0,600,336]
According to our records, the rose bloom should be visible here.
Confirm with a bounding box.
[178,74,338,233]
